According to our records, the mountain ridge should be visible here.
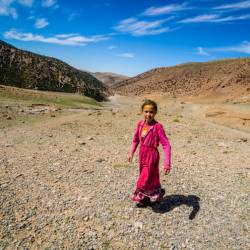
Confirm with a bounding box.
[0,40,108,101]
[90,72,129,86]
[110,58,250,98]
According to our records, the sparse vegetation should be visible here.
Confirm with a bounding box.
[0,85,101,129]
[0,85,100,108]
[0,40,108,101]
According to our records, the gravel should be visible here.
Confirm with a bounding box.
[0,95,249,249]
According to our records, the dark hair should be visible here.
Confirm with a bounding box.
[141,99,158,113]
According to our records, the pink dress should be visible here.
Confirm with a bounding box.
[129,119,171,203]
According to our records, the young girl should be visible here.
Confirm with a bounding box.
[128,99,171,206]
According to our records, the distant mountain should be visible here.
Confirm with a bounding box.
[0,40,108,101]
[90,72,129,86]
[111,58,250,97]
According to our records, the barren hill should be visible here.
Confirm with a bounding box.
[91,72,129,86]
[0,40,108,101]
[110,58,250,98]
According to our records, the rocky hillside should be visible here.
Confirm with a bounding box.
[0,40,108,101]
[91,72,129,86]
[111,58,250,96]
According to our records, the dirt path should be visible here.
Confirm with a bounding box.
[0,95,249,250]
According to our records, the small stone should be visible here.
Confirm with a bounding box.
[217,142,228,148]
[239,138,248,142]
[79,141,86,145]
[6,116,12,120]
[96,158,105,163]
[134,221,143,229]
[50,114,56,117]
[88,137,94,141]
[90,213,96,219]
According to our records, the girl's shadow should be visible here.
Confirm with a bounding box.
[150,194,200,220]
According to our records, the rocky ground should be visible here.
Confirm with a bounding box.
[0,94,250,249]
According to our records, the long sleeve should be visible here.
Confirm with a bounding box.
[129,121,140,155]
[158,124,171,170]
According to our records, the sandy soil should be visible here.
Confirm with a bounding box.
[0,94,250,249]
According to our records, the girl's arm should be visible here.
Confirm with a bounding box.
[158,124,171,170]
[129,121,140,156]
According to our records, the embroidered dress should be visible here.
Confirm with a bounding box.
[130,119,171,204]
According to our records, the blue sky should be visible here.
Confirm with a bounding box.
[1,0,250,76]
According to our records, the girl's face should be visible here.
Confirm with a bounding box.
[142,104,156,124]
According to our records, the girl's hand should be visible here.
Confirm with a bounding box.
[128,153,133,163]
[165,169,170,175]
[164,167,170,175]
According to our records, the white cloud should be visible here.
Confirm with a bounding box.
[4,29,111,46]
[178,13,250,23]
[211,41,250,54]
[93,2,111,8]
[116,53,135,58]
[214,1,250,10]
[41,0,57,8]
[197,46,210,56]
[9,5,16,17]
[142,3,189,16]
[27,15,34,20]
[55,33,79,38]
[213,14,250,22]
[35,18,49,29]
[196,41,250,56]
[107,45,117,50]
[0,0,17,18]
[0,5,17,18]
[18,0,33,7]
[68,12,79,21]
[0,0,14,4]
[114,17,170,36]
[178,14,220,23]
[0,0,33,19]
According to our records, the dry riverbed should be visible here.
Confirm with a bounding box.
[0,91,250,249]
